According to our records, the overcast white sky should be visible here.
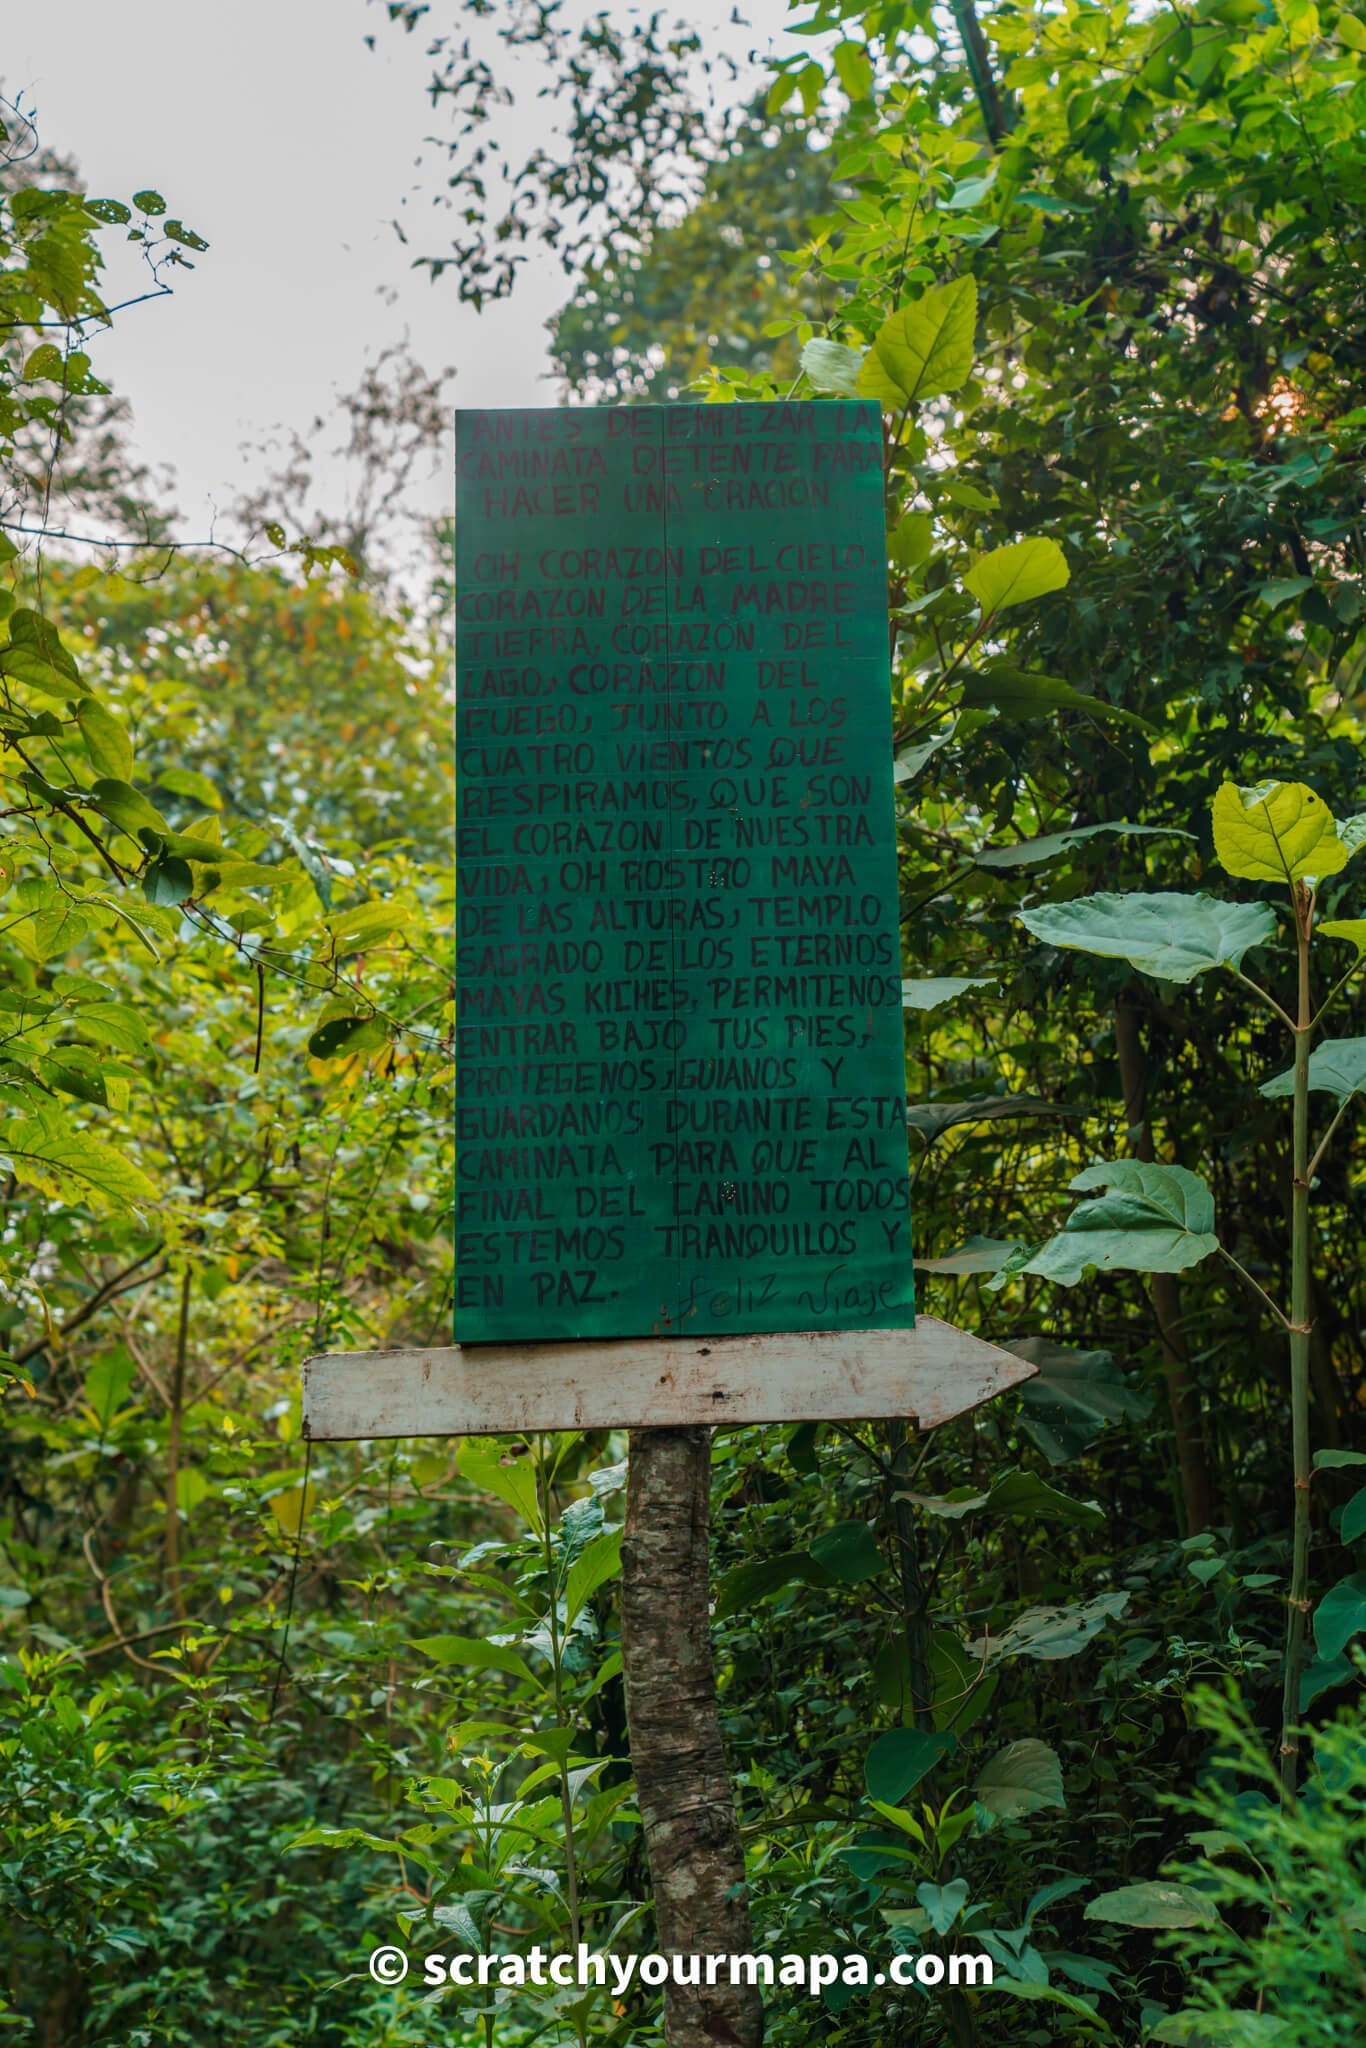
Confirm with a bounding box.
[12,0,769,540]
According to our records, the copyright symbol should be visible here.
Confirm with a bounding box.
[369,1946,409,1985]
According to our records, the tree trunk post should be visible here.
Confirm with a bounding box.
[621,1425,764,2048]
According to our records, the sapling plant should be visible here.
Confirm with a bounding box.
[999,780,1366,1799]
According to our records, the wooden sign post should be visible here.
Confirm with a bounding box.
[303,401,1032,2047]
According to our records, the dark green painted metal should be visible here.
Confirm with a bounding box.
[455,400,913,1342]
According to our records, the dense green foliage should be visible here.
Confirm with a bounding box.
[6,2,1366,2043]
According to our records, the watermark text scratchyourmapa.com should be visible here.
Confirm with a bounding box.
[367,1944,994,1996]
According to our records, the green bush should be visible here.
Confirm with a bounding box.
[1153,1684,1366,2045]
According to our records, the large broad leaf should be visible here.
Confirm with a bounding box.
[161,828,225,862]
[1151,2014,1282,2046]
[1318,919,1366,954]
[1313,1572,1366,1661]
[1084,1881,1219,1930]
[73,1000,150,1054]
[0,1117,156,1209]
[0,609,84,697]
[981,1590,1129,1662]
[976,822,1193,870]
[832,36,874,98]
[1259,576,1314,611]
[90,777,168,840]
[800,336,865,396]
[857,275,977,408]
[1260,1037,1366,1101]
[84,1348,138,1428]
[411,1634,535,1684]
[959,664,1149,729]
[917,1878,970,1936]
[915,1235,1025,1276]
[76,697,134,782]
[993,1979,1114,2023]
[893,722,955,783]
[1017,890,1275,983]
[866,1727,956,1803]
[1211,780,1347,885]
[158,766,222,811]
[460,1448,541,1527]
[901,975,998,1010]
[1300,1654,1354,1708]
[267,1479,311,1534]
[213,858,299,892]
[327,901,410,952]
[1015,1161,1218,1288]
[565,1527,623,1624]
[810,1519,883,1583]
[889,510,934,573]
[41,1053,108,1108]
[975,1738,1065,1819]
[906,1094,1080,1141]
[713,1550,833,1619]
[432,1900,483,1952]
[143,856,194,906]
[1005,1339,1151,1464]
[925,1627,996,1734]
[309,1014,388,1061]
[963,537,1069,616]
[908,1469,1104,1527]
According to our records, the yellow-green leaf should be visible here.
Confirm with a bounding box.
[565,1528,624,1624]
[23,343,67,383]
[964,537,1069,616]
[460,1448,541,1528]
[176,1467,210,1513]
[411,1633,535,1683]
[1319,919,1366,954]
[857,276,978,409]
[0,1118,156,1209]
[269,1482,315,1537]
[158,767,223,811]
[1211,781,1347,885]
[1338,11,1366,48]
[2,609,82,696]
[26,901,98,960]
[90,778,168,840]
[766,69,799,115]
[326,901,410,952]
[76,698,134,782]
[832,38,874,99]
[212,859,298,892]
[72,1000,151,1053]
[889,511,934,572]
[84,1349,138,1427]
[308,1013,388,1061]
[40,1056,107,1108]
[161,830,225,862]
[0,645,84,700]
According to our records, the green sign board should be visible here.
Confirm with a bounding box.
[455,400,913,1342]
